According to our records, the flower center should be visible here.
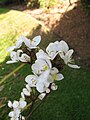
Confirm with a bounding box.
[43,65,48,70]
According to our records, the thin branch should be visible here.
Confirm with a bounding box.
[26,93,49,120]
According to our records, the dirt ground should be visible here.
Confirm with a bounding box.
[7,0,90,67]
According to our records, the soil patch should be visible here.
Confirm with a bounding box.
[7,0,90,67]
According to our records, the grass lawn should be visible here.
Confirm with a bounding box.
[0,7,90,120]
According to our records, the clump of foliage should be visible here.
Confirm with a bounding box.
[24,0,39,8]
[39,0,59,9]
[24,0,59,9]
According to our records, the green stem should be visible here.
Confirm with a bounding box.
[26,93,49,120]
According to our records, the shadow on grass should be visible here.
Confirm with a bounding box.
[27,1,90,68]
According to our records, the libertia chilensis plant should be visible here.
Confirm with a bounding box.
[6,35,80,120]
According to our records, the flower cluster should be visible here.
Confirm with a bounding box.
[7,35,80,120]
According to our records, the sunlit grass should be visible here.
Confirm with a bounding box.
[0,8,38,63]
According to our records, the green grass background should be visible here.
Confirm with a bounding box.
[0,7,90,120]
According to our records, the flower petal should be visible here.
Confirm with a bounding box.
[8,101,13,108]
[59,40,69,53]
[38,93,46,100]
[51,83,58,91]
[25,75,37,87]
[56,73,64,81]
[36,82,45,93]
[19,99,27,109]
[51,67,59,74]
[32,35,41,46]
[13,101,19,109]
[19,53,30,62]
[6,60,18,64]
[6,46,16,52]
[23,88,30,96]
[15,35,24,48]
[8,111,15,117]
[36,49,50,60]
[68,64,80,69]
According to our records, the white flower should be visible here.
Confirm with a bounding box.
[51,83,58,91]
[6,50,30,64]
[7,35,41,52]
[46,41,61,60]
[9,110,20,120]
[38,93,46,100]
[60,49,80,69]
[32,59,52,75]
[47,67,64,83]
[19,35,41,49]
[8,99,27,120]
[25,75,37,87]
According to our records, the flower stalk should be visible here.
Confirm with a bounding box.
[7,35,80,120]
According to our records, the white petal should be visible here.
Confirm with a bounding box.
[47,75,53,83]
[26,84,32,92]
[19,53,30,62]
[62,49,74,64]
[51,83,58,91]
[8,101,13,108]
[37,70,50,83]
[23,88,30,96]
[21,116,25,120]
[36,49,50,60]
[46,41,60,60]
[16,50,23,58]
[38,93,46,100]
[56,73,64,81]
[6,60,18,64]
[59,40,69,53]
[13,101,19,109]
[51,67,59,74]
[6,46,16,52]
[25,75,37,87]
[66,49,74,58]
[36,82,45,93]
[45,59,52,69]
[46,88,50,93]
[14,109,20,118]
[15,35,24,48]
[32,35,41,46]
[21,35,31,48]
[68,64,80,69]
[8,111,15,117]
[21,92,25,100]
[19,99,27,109]
[10,51,19,61]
